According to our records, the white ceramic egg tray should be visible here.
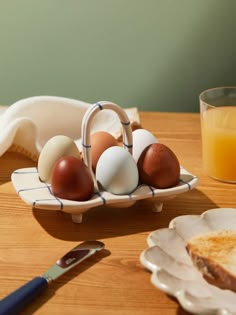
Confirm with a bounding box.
[11,102,199,223]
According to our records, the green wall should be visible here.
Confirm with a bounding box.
[0,0,235,112]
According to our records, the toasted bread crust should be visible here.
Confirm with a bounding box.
[186,230,236,292]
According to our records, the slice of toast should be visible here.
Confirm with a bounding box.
[186,230,236,292]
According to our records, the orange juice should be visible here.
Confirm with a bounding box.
[201,106,236,182]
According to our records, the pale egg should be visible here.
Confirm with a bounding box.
[132,129,158,163]
[38,135,80,183]
[96,146,139,195]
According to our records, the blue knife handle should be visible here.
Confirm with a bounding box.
[0,276,48,315]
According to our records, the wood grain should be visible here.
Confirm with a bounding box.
[0,109,235,314]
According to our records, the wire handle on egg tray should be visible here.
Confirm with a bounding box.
[81,101,133,192]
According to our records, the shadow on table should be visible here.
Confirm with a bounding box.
[32,188,218,241]
[159,291,205,315]
[177,306,192,315]
[21,248,110,315]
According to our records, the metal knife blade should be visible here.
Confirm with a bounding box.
[43,240,104,282]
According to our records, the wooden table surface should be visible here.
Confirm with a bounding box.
[0,110,235,315]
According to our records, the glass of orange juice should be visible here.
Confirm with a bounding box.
[200,87,236,183]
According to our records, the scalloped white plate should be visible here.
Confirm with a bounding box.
[11,166,198,219]
[140,208,236,315]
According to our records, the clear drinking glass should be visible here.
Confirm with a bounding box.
[200,87,236,183]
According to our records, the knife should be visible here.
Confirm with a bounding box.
[0,240,105,315]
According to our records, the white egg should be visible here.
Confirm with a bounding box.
[132,129,158,163]
[96,146,139,195]
[38,135,80,183]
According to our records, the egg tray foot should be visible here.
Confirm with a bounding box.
[69,201,163,224]
[71,213,83,223]
[152,202,163,213]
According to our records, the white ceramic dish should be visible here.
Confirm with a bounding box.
[11,101,198,223]
[140,208,236,315]
[11,166,198,223]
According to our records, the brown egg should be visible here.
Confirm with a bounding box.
[51,156,94,201]
[137,143,180,189]
[90,131,118,170]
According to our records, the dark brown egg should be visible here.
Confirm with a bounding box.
[137,143,180,189]
[51,156,94,201]
[91,131,118,170]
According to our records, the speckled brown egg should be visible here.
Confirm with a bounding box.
[90,131,118,170]
[137,143,180,189]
